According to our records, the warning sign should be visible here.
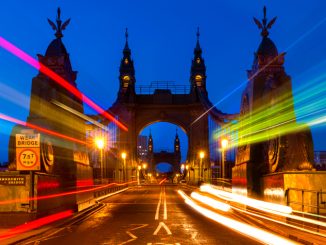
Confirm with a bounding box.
[16,134,40,171]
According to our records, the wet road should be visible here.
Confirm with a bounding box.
[23,185,260,245]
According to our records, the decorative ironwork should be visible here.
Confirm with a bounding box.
[136,81,190,94]
[253,6,277,37]
[47,7,70,38]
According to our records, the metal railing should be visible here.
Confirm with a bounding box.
[136,81,190,94]
[285,188,326,214]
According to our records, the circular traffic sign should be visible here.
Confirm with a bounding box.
[18,149,39,169]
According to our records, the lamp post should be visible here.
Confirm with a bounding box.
[199,151,205,183]
[137,165,141,185]
[121,152,127,182]
[186,164,189,182]
[221,138,229,181]
[95,138,104,182]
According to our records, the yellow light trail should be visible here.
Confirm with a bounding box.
[215,73,326,148]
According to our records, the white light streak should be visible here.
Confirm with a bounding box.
[191,192,230,212]
[177,190,299,245]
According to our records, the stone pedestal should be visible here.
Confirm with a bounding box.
[261,171,326,214]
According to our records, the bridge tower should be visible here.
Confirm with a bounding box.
[233,7,314,198]
[104,28,232,184]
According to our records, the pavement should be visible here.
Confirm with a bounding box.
[0,187,130,245]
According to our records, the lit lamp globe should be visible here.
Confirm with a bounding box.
[95,138,104,149]
[221,139,229,149]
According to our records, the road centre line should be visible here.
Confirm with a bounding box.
[164,187,167,220]
[155,187,163,220]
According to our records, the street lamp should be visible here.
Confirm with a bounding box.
[137,165,142,185]
[221,138,229,181]
[95,138,104,181]
[121,152,127,182]
[199,151,205,183]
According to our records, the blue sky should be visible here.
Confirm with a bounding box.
[1,1,326,162]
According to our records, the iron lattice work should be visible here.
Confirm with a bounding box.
[136,81,190,95]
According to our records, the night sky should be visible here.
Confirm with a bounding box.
[1,1,326,163]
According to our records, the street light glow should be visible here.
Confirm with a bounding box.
[199,151,205,159]
[221,138,229,149]
[121,152,127,159]
[142,163,147,169]
[95,138,104,149]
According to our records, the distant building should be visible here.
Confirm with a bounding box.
[314,151,326,170]
[137,135,148,161]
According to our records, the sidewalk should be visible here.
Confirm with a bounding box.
[0,187,129,245]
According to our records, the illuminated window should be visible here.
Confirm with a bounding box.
[195,75,202,81]
[124,58,129,64]
[195,75,202,86]
[196,58,200,64]
[123,75,130,81]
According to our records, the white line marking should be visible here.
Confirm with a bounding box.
[153,222,172,235]
[155,188,162,220]
[191,232,197,239]
[163,186,167,220]
[126,231,137,239]
[119,224,148,245]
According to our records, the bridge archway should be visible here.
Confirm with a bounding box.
[100,31,233,184]
[137,122,186,174]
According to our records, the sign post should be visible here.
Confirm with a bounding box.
[16,133,41,211]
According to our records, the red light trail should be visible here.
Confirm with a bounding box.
[0,36,128,132]
[0,113,87,145]
[159,178,166,185]
[0,181,136,206]
[0,210,73,240]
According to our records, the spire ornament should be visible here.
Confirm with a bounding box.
[196,27,200,41]
[253,6,277,37]
[47,7,70,38]
[125,28,129,42]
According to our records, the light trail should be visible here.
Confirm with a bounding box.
[0,82,30,109]
[214,74,326,148]
[201,185,326,229]
[200,184,292,214]
[178,190,299,245]
[232,205,326,239]
[0,113,86,145]
[52,100,110,131]
[0,181,135,206]
[0,210,73,241]
[159,178,167,185]
[191,14,326,126]
[0,36,128,131]
[190,192,230,212]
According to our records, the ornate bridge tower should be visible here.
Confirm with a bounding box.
[233,7,314,198]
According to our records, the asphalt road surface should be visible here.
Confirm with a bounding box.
[22,185,261,245]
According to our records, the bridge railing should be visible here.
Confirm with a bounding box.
[285,188,326,214]
[136,81,190,94]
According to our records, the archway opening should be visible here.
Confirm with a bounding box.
[156,162,173,173]
[137,122,188,174]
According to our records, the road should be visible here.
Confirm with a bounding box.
[21,184,261,245]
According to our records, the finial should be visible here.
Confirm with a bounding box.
[196,27,200,41]
[253,6,277,37]
[47,7,71,38]
[125,28,128,42]
[175,128,178,136]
